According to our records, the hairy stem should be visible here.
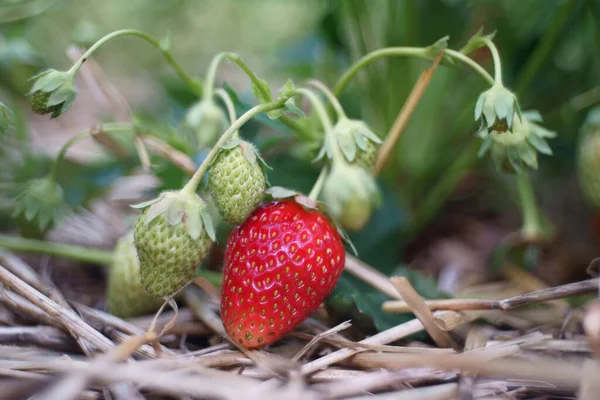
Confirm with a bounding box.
[182,98,289,194]
[69,29,201,95]
[333,47,495,96]
[0,234,114,265]
[307,80,347,120]
[202,53,228,102]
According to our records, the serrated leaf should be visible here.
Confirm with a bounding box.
[527,135,552,155]
[159,31,171,51]
[251,78,272,104]
[284,99,305,117]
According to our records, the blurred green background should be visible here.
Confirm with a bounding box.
[1,0,599,331]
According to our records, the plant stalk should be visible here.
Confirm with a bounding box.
[0,234,114,265]
[69,29,201,95]
[482,38,503,85]
[516,172,542,240]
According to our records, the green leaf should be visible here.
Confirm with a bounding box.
[424,35,449,60]
[251,78,272,104]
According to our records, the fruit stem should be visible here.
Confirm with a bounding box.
[482,38,503,86]
[308,165,329,201]
[0,234,114,265]
[215,88,237,126]
[516,172,543,240]
[291,87,345,164]
[182,97,289,195]
[333,46,495,96]
[48,131,91,182]
[201,53,228,102]
[68,29,201,95]
[307,80,347,120]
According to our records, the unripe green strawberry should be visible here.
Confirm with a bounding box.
[577,108,600,208]
[316,118,382,172]
[321,161,380,232]
[28,69,77,119]
[132,190,216,297]
[107,231,164,318]
[30,91,60,116]
[207,137,268,225]
[354,138,378,172]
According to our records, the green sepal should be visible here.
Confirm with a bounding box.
[199,207,216,242]
[459,28,497,55]
[265,186,301,200]
[527,135,552,155]
[0,102,15,135]
[28,69,68,94]
[517,143,538,169]
[424,35,449,61]
[294,195,318,210]
[338,132,357,162]
[12,176,70,232]
[477,134,493,157]
[284,98,305,117]
[130,194,165,210]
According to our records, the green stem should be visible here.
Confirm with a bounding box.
[444,49,495,86]
[215,88,237,125]
[482,38,503,85]
[69,29,201,95]
[48,131,91,181]
[308,166,329,201]
[292,88,342,164]
[201,52,312,140]
[307,79,347,120]
[333,47,495,96]
[516,172,542,240]
[202,53,228,102]
[182,97,289,195]
[514,0,578,95]
[0,234,114,265]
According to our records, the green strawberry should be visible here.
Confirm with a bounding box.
[132,190,216,297]
[107,231,164,318]
[316,118,382,172]
[207,137,268,225]
[30,91,60,116]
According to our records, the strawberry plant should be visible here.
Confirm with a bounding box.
[0,1,599,369]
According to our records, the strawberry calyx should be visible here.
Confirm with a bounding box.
[131,190,216,242]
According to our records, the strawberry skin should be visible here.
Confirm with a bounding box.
[221,199,346,348]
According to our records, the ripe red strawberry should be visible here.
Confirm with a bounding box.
[221,198,346,348]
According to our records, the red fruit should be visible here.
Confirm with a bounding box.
[221,199,346,348]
